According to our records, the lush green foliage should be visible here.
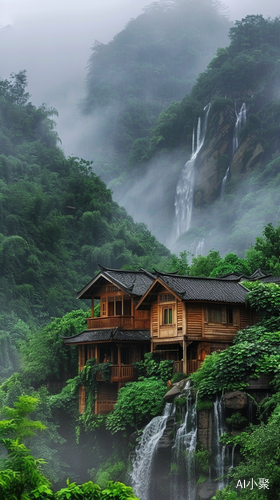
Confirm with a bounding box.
[191,322,280,397]
[106,378,167,433]
[0,396,140,499]
[244,281,280,318]
[0,71,172,381]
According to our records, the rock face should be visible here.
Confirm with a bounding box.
[197,479,216,500]
[164,379,188,401]
[194,105,235,206]
[198,409,213,452]
[193,104,264,207]
[223,390,248,409]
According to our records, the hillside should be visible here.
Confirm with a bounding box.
[111,15,280,251]
[0,71,171,380]
[82,0,231,187]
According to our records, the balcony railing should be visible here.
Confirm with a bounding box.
[87,316,134,329]
[96,364,136,383]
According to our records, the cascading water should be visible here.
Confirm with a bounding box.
[195,237,205,257]
[213,396,227,490]
[221,102,247,196]
[131,403,173,500]
[171,383,198,500]
[175,104,210,240]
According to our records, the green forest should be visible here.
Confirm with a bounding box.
[1,1,280,499]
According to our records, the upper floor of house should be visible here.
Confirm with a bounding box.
[70,266,258,344]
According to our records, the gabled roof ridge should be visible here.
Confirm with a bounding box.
[153,268,179,276]
[161,274,242,282]
[99,264,151,275]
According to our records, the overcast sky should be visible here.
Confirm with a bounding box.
[1,0,280,155]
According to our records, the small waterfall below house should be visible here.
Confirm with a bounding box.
[130,390,238,500]
[131,403,173,500]
[212,396,227,490]
[221,102,247,196]
[170,384,198,500]
[175,104,210,240]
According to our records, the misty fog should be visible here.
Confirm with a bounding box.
[1,0,280,254]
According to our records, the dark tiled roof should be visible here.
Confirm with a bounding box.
[249,268,270,279]
[159,275,248,303]
[63,328,150,344]
[104,269,155,296]
[258,276,280,283]
[219,273,244,280]
[77,267,155,299]
[63,329,113,344]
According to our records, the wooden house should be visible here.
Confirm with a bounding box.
[63,266,154,414]
[135,271,256,374]
[64,266,256,414]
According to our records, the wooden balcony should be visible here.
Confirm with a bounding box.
[87,316,134,329]
[96,364,136,383]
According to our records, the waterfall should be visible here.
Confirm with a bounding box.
[131,403,173,500]
[232,102,246,155]
[213,396,227,490]
[195,237,205,257]
[221,102,247,196]
[171,384,198,500]
[175,104,210,240]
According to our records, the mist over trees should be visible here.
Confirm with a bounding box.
[82,0,231,186]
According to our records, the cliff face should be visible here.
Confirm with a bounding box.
[193,104,264,207]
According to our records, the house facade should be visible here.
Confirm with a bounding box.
[64,266,257,414]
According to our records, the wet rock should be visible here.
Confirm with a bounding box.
[223,391,247,409]
[197,479,216,500]
[164,385,181,401]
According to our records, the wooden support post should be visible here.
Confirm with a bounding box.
[95,344,98,363]
[91,298,94,318]
[183,336,187,374]
[117,344,121,379]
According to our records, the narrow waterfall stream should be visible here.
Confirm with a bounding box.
[195,237,205,257]
[174,104,210,240]
[171,385,198,500]
[221,102,247,196]
[131,403,173,500]
[213,396,227,490]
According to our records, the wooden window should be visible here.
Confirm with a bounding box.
[207,305,235,325]
[115,296,122,316]
[159,293,175,303]
[102,297,106,316]
[163,307,173,325]
[106,285,118,292]
[102,294,131,316]
[123,295,131,315]
[108,296,114,316]
[208,306,222,323]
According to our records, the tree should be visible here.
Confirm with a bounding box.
[106,378,167,433]
[0,396,53,500]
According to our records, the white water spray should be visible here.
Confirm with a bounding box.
[171,383,198,500]
[131,403,173,500]
[221,102,247,196]
[175,104,210,240]
[213,396,227,490]
[195,237,205,257]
